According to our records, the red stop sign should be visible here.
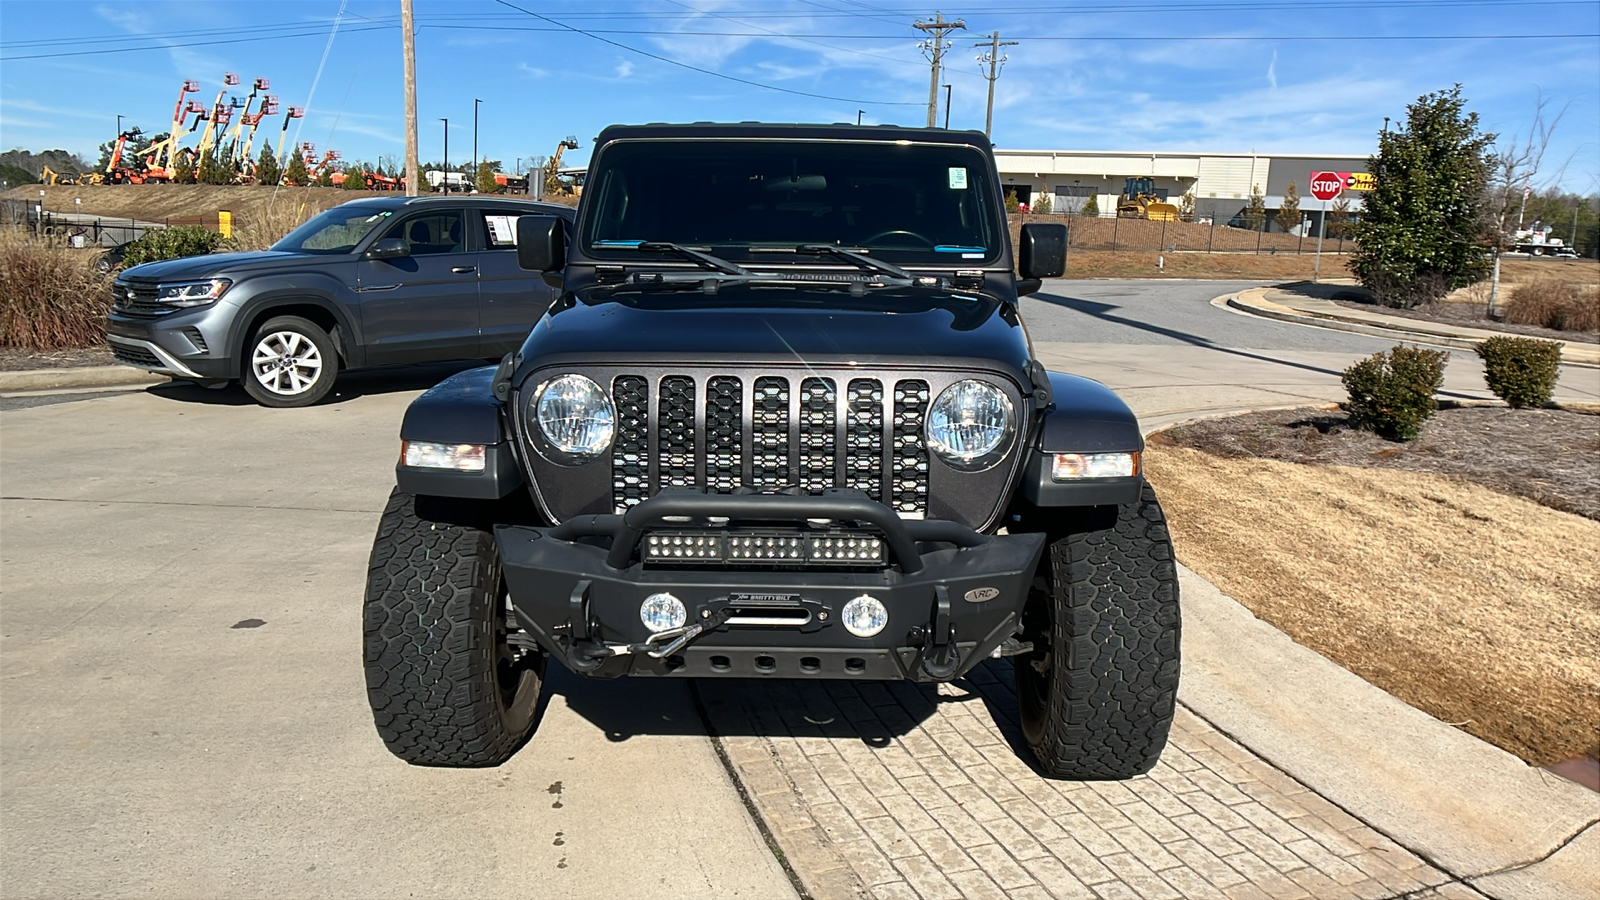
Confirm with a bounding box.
[1309,171,1343,201]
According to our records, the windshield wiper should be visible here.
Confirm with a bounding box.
[795,244,913,282]
[604,240,754,276]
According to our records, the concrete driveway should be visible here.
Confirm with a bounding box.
[3,280,1595,899]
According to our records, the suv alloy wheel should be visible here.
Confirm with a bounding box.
[241,315,339,407]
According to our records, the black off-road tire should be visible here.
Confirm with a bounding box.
[363,488,546,767]
[1016,482,1181,779]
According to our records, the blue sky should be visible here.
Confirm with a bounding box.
[1,0,1596,190]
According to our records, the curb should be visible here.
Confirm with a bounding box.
[0,366,168,393]
[1226,288,1600,369]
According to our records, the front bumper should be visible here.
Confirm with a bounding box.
[496,489,1045,682]
[106,308,233,380]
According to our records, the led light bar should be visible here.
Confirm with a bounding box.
[642,531,885,566]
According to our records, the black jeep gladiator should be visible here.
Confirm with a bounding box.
[362,123,1180,779]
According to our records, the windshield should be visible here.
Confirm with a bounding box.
[581,139,1002,265]
[272,207,395,254]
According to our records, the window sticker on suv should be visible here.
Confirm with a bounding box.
[948,167,968,189]
[485,215,519,248]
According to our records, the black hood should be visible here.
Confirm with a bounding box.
[518,282,1031,375]
[118,250,323,283]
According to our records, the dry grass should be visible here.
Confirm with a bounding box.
[0,228,112,349]
[1504,280,1600,333]
[1146,445,1600,765]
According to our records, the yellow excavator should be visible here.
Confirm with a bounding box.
[1116,177,1179,222]
[39,165,77,185]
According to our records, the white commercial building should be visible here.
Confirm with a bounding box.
[993,148,1369,230]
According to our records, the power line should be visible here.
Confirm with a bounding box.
[913,13,966,127]
[488,0,923,106]
[0,25,391,61]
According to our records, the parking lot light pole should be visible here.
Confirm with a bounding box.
[440,118,448,192]
[473,98,481,180]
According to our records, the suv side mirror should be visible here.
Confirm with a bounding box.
[517,215,565,272]
[364,237,410,261]
[1018,222,1067,281]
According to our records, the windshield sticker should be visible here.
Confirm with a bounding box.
[935,245,985,254]
[593,239,644,247]
[948,167,968,190]
[484,215,518,247]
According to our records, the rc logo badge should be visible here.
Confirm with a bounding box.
[964,586,1000,603]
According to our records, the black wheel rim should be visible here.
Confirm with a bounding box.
[1015,573,1053,745]
[493,574,542,717]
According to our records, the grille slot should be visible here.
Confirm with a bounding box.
[612,375,650,509]
[751,377,790,491]
[111,343,162,369]
[604,373,951,516]
[798,377,837,494]
[658,376,696,489]
[705,376,742,493]
[111,282,172,317]
[892,380,930,517]
[846,378,884,497]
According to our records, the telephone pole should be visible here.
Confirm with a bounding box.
[401,0,419,196]
[914,13,965,128]
[975,31,1018,140]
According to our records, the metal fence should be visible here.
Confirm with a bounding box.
[2,199,158,247]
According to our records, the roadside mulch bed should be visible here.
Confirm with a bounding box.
[1146,406,1600,766]
[0,346,115,371]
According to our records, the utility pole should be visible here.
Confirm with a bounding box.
[974,31,1017,140]
[473,98,482,181]
[401,0,419,196]
[943,84,952,129]
[914,13,965,128]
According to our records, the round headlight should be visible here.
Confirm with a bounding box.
[925,379,1014,471]
[533,374,615,463]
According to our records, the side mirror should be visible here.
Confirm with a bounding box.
[517,215,565,272]
[1018,222,1067,280]
[364,237,409,261]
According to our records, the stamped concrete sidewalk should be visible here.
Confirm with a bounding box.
[696,332,1599,900]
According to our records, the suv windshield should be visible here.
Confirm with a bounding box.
[581,139,1001,265]
[273,207,396,255]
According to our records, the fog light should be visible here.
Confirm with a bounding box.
[402,440,487,472]
[639,592,687,633]
[840,594,888,638]
[1052,451,1139,480]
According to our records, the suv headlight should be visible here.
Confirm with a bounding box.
[531,374,615,464]
[156,278,232,307]
[925,379,1014,471]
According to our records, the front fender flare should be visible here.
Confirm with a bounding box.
[1021,371,1144,507]
[396,366,525,500]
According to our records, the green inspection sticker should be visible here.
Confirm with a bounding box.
[948,167,968,189]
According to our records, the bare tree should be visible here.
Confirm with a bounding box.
[1482,92,1571,316]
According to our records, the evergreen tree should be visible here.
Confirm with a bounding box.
[342,164,366,190]
[1351,85,1493,308]
[1080,192,1099,217]
[197,149,232,185]
[1004,188,1021,214]
[317,166,334,188]
[171,150,196,184]
[1327,197,1353,240]
[1243,184,1267,231]
[254,143,281,186]
[283,151,309,187]
[1032,192,1053,214]
[1276,181,1302,233]
[475,161,499,194]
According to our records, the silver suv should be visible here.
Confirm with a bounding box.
[107,196,575,407]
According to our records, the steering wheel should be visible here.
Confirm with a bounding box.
[860,230,935,248]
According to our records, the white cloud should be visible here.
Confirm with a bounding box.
[1267,49,1278,91]
[616,61,635,78]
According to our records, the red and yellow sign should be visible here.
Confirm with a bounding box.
[1342,172,1375,192]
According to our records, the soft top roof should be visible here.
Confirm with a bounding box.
[594,122,993,150]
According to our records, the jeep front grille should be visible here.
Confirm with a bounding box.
[609,372,930,517]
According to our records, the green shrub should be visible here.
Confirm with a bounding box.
[1341,344,1449,441]
[1080,192,1099,217]
[1004,188,1021,214]
[1476,336,1562,408]
[120,225,225,268]
[0,230,112,349]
